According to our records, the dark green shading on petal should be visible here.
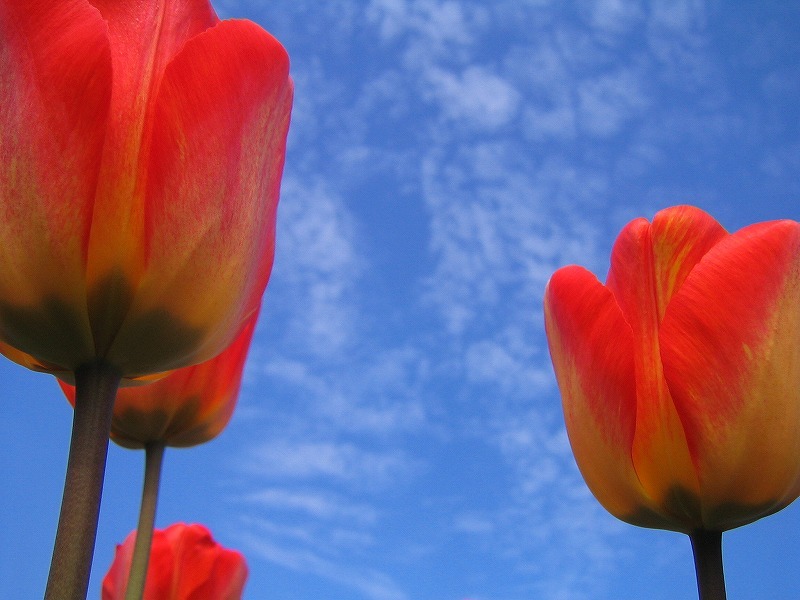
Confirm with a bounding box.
[0,272,204,377]
[623,486,702,533]
[624,485,783,533]
[88,270,205,376]
[107,307,204,377]
[703,496,787,532]
[87,269,136,359]
[0,295,94,371]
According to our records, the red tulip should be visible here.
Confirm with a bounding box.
[544,205,800,532]
[102,523,247,600]
[60,313,257,448]
[0,0,292,382]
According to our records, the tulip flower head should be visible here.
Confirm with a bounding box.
[60,314,257,448]
[102,523,247,600]
[544,205,800,533]
[0,0,292,383]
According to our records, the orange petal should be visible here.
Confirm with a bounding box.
[662,219,800,529]
[545,266,673,526]
[0,0,111,369]
[85,0,220,357]
[165,524,247,599]
[649,206,729,320]
[86,0,219,301]
[106,19,293,376]
[114,313,256,448]
[605,214,702,522]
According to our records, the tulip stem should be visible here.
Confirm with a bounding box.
[124,441,166,600]
[690,529,727,600]
[44,363,121,600]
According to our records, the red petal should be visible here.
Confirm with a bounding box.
[545,266,661,521]
[649,206,728,320]
[0,0,111,368]
[107,19,292,375]
[662,219,800,528]
[604,212,704,517]
[84,0,220,356]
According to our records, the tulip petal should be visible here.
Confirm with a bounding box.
[165,524,246,599]
[605,212,706,522]
[106,19,292,375]
[84,0,219,356]
[0,0,111,369]
[85,0,218,307]
[662,220,800,529]
[649,206,729,320]
[545,266,676,527]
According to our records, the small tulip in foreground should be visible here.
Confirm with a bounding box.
[544,205,800,533]
[103,523,247,600]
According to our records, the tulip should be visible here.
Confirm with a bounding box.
[544,205,800,598]
[0,0,292,381]
[1,1,291,597]
[103,524,248,600]
[60,313,257,449]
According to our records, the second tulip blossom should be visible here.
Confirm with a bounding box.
[60,314,258,448]
[544,205,800,532]
[0,0,292,382]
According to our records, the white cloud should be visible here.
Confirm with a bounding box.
[246,440,413,486]
[240,533,408,600]
[649,0,707,32]
[243,488,379,524]
[367,0,484,48]
[577,68,650,137]
[271,175,363,357]
[582,0,645,38]
[464,333,552,395]
[424,66,521,130]
[453,513,496,535]
[420,144,607,335]
[523,104,577,142]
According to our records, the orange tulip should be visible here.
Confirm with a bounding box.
[0,0,292,382]
[102,523,247,600]
[544,205,800,533]
[60,313,257,448]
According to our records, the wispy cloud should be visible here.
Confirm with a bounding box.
[423,66,521,130]
[244,440,415,487]
[268,175,364,358]
[243,488,379,524]
[239,531,408,600]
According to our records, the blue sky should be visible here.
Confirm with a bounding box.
[3,1,800,599]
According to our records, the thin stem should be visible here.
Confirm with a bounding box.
[690,529,727,600]
[44,363,122,600]
[124,441,166,600]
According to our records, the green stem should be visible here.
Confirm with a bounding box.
[690,529,727,600]
[124,442,166,600]
[44,363,121,600]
